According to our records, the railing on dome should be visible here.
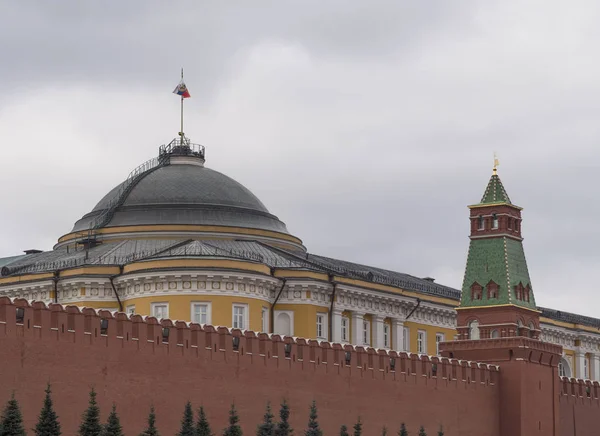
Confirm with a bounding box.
[159,136,205,160]
[87,136,205,231]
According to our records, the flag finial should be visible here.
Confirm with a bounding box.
[173,69,191,139]
[493,152,499,175]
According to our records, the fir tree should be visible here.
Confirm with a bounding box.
[398,423,408,436]
[418,426,426,436]
[381,427,388,436]
[177,402,195,436]
[339,425,349,436]
[197,406,213,436]
[78,388,102,436]
[34,384,61,436]
[139,406,160,436]
[0,393,26,436]
[303,401,321,436]
[437,426,444,436]
[352,418,362,436]
[103,404,123,436]
[274,400,292,436]
[256,402,274,436]
[223,403,242,436]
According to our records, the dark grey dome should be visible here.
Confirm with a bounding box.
[72,163,290,234]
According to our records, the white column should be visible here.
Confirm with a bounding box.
[591,354,600,381]
[372,315,385,348]
[351,312,364,346]
[331,309,343,343]
[392,318,404,352]
[575,351,586,379]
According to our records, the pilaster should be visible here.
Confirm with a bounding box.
[351,311,364,346]
[331,309,343,343]
[392,318,404,352]
[372,315,384,348]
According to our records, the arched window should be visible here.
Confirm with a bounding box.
[524,285,531,302]
[469,320,480,340]
[517,319,524,336]
[471,282,483,300]
[529,322,535,338]
[275,312,293,337]
[492,214,499,229]
[508,217,512,229]
[478,215,484,230]
[515,283,524,300]
[486,281,498,299]
[515,220,520,232]
[490,329,500,339]
[559,357,572,378]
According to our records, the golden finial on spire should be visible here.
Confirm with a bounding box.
[493,152,499,175]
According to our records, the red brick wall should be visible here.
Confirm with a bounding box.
[559,378,600,436]
[0,298,500,435]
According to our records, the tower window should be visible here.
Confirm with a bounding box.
[491,329,500,339]
[471,282,483,300]
[487,281,498,299]
[469,320,480,340]
[508,217,512,230]
[492,214,499,229]
[477,215,484,230]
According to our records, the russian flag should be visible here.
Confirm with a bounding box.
[173,81,191,98]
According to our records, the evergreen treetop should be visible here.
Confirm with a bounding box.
[352,418,362,436]
[274,400,292,436]
[177,402,195,436]
[418,426,426,436]
[103,404,124,436]
[197,406,213,436]
[398,423,408,436]
[0,393,26,436]
[78,388,102,436]
[34,384,61,436]
[256,402,275,436]
[339,425,349,436]
[303,401,322,436]
[223,403,242,436]
[381,427,388,436]
[437,426,444,436]
[139,406,160,436]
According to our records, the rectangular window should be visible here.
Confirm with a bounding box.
[403,326,410,352]
[316,314,325,339]
[362,319,370,345]
[232,304,247,330]
[417,330,427,354]
[261,307,269,332]
[435,333,445,355]
[151,303,168,319]
[584,357,590,379]
[126,305,135,315]
[191,303,211,324]
[383,324,390,348]
[341,317,348,342]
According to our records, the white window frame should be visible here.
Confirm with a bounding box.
[316,313,328,340]
[383,324,390,348]
[362,319,371,346]
[126,305,135,315]
[151,302,169,319]
[191,302,212,325]
[492,214,499,229]
[261,307,269,333]
[435,333,445,355]
[403,326,410,352]
[341,316,349,342]
[232,304,248,330]
[477,215,484,230]
[417,330,427,354]
[584,356,590,379]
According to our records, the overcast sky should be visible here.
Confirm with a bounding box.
[1,1,599,316]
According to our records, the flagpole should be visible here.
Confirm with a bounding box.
[180,68,184,141]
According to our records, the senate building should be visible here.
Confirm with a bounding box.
[0,133,598,383]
